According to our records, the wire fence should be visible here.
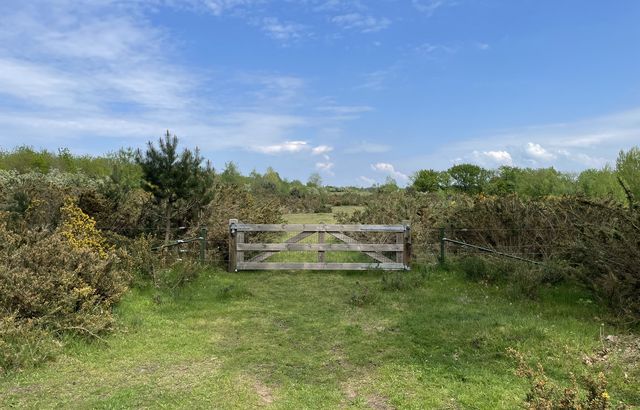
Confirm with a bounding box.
[113,223,567,271]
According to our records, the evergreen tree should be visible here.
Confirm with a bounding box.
[136,131,214,243]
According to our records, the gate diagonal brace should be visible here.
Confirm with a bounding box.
[327,231,395,264]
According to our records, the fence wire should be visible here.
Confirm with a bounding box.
[103,224,568,269]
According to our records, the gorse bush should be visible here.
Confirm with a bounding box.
[0,201,129,373]
[344,190,640,324]
[507,348,627,409]
[0,315,60,374]
[198,183,283,263]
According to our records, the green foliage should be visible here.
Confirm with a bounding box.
[219,161,244,186]
[0,205,129,372]
[448,163,491,194]
[569,201,640,324]
[0,315,59,375]
[508,348,623,409]
[577,166,624,201]
[2,269,637,407]
[412,169,448,192]
[616,147,640,206]
[0,170,100,230]
[380,270,427,291]
[455,255,491,281]
[306,172,322,188]
[0,146,118,177]
[136,131,214,242]
[199,183,283,264]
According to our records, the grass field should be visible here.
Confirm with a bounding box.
[1,209,638,409]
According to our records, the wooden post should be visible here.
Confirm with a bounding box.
[199,226,207,263]
[318,224,325,263]
[439,227,445,265]
[396,230,404,263]
[403,220,411,269]
[229,219,238,272]
[237,231,245,263]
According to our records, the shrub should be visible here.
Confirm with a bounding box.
[0,170,100,231]
[455,256,490,281]
[346,191,640,323]
[507,348,627,409]
[0,202,129,372]
[0,315,60,375]
[197,183,283,264]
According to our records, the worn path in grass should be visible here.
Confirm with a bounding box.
[2,269,637,408]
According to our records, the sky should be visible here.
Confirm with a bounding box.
[0,0,639,186]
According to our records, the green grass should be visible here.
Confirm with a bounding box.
[1,209,637,408]
[283,206,364,224]
[1,269,637,408]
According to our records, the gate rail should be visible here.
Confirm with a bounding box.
[228,219,411,272]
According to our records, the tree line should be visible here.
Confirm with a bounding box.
[410,148,640,205]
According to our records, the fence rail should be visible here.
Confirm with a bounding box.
[228,219,411,272]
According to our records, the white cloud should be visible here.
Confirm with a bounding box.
[358,176,376,186]
[525,142,556,161]
[415,42,456,57]
[312,145,333,155]
[356,63,402,90]
[404,107,640,173]
[557,149,607,168]
[253,140,309,154]
[371,162,408,180]
[476,42,490,51]
[0,1,368,159]
[473,150,513,166]
[260,17,307,41]
[194,0,259,16]
[412,0,455,16]
[316,161,335,175]
[331,13,391,33]
[313,0,366,12]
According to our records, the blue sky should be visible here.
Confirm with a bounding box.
[0,0,639,186]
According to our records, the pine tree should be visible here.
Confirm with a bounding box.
[136,131,214,243]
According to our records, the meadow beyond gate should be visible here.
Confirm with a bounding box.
[228,219,411,272]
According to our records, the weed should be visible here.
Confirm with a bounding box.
[348,282,377,306]
[380,270,428,291]
[217,284,253,300]
[455,256,490,281]
[507,348,628,409]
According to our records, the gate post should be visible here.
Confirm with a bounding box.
[439,227,446,265]
[402,220,411,269]
[318,223,325,263]
[228,219,238,272]
[199,226,207,263]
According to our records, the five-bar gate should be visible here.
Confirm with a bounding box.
[228,219,411,271]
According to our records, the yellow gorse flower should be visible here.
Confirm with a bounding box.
[59,197,112,258]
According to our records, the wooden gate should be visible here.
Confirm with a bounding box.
[228,219,411,272]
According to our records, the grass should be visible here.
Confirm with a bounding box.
[283,206,364,224]
[1,209,637,408]
[2,268,637,408]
